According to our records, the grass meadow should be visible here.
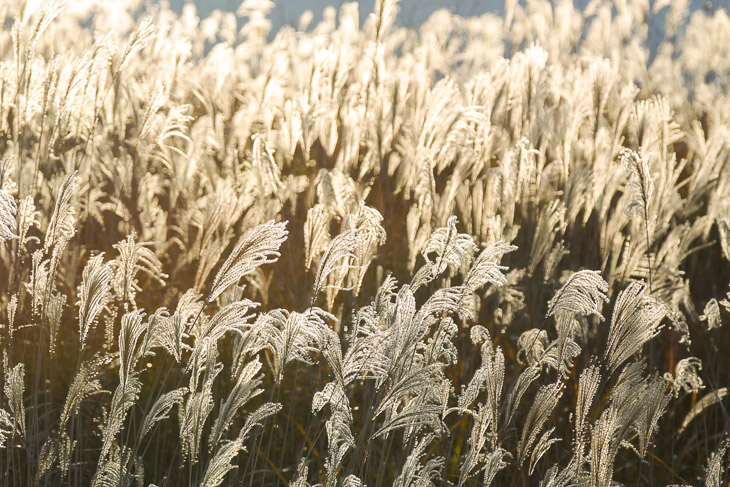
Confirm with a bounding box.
[0,0,730,486]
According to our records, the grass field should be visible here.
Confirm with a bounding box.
[0,0,730,486]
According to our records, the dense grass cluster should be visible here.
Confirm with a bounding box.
[1,0,730,485]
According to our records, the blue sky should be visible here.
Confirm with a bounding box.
[170,0,729,29]
[161,0,730,55]
[169,0,505,29]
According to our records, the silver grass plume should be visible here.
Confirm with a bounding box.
[111,234,166,307]
[92,447,134,487]
[700,299,722,331]
[180,360,222,464]
[115,16,155,72]
[421,216,478,276]
[604,363,669,459]
[704,438,728,487]
[16,196,40,246]
[98,374,141,463]
[186,339,219,394]
[456,349,507,486]
[373,0,400,43]
[411,216,477,290]
[501,364,541,431]
[420,286,472,323]
[608,361,646,410]
[238,402,282,442]
[651,95,683,155]
[44,171,78,251]
[191,185,241,293]
[199,438,245,487]
[0,178,17,242]
[667,357,705,396]
[35,432,74,482]
[138,387,186,439]
[347,204,387,295]
[618,148,655,288]
[251,133,283,197]
[372,367,447,423]
[148,311,186,362]
[633,376,671,457]
[93,446,144,487]
[547,270,608,371]
[304,203,331,271]
[530,427,561,475]
[28,251,49,317]
[208,358,263,450]
[619,151,653,203]
[590,407,620,487]
[457,406,492,487]
[176,289,205,322]
[518,382,563,467]
[529,201,567,277]
[193,299,258,346]
[631,99,653,152]
[137,82,168,141]
[538,338,582,375]
[6,295,17,342]
[318,386,355,486]
[574,365,601,470]
[35,438,56,481]
[463,241,517,293]
[547,270,609,320]
[56,432,73,477]
[392,434,443,487]
[483,449,511,486]
[517,329,549,367]
[290,459,309,487]
[45,292,66,354]
[539,465,575,487]
[483,347,505,438]
[4,363,26,438]
[208,220,288,302]
[78,253,113,348]
[254,307,331,382]
[423,317,459,366]
[316,169,360,219]
[26,0,65,51]
[312,382,352,422]
[406,158,435,271]
[604,281,666,374]
[342,475,364,487]
[320,329,347,388]
[60,356,107,429]
[312,229,361,300]
[0,410,12,449]
[372,377,449,441]
[118,310,147,385]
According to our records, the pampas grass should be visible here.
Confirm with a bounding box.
[0,0,729,486]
